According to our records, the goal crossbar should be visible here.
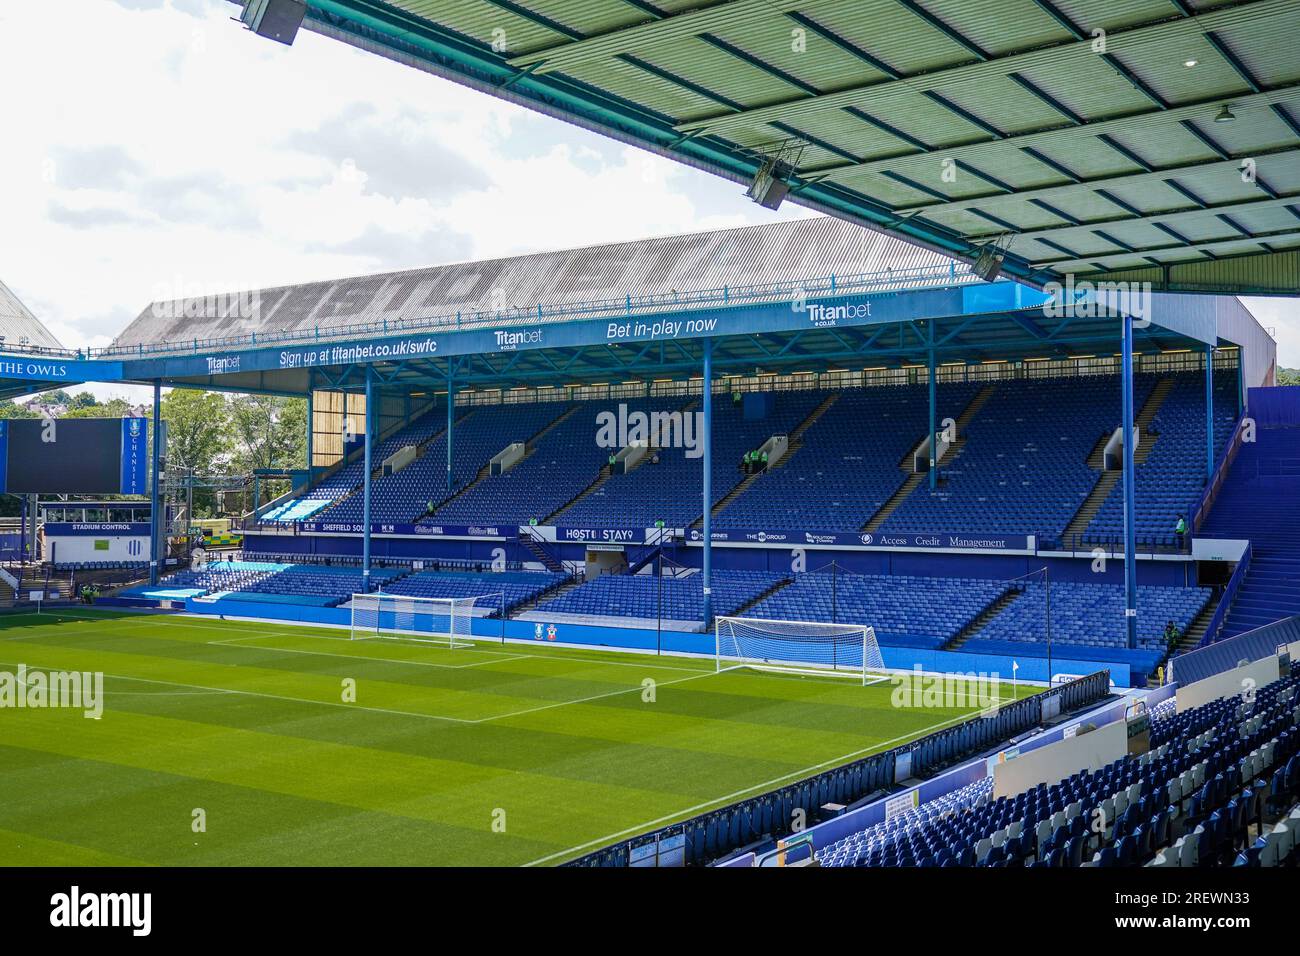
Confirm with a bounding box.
[349,591,502,647]
[715,615,883,685]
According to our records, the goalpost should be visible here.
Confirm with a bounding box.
[349,592,501,647]
[715,616,884,685]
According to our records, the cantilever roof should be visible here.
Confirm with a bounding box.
[0,278,62,351]
[280,0,1300,295]
[112,215,972,351]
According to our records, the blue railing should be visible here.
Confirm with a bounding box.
[2,262,971,363]
[1190,410,1248,535]
[1192,540,1253,651]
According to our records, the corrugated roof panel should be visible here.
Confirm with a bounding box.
[111,216,969,351]
[0,279,62,350]
[389,0,575,56]
[923,0,1072,56]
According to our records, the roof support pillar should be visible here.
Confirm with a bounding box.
[362,366,374,589]
[702,339,714,632]
[149,379,162,586]
[1205,345,1215,482]
[1121,314,1138,651]
[446,370,456,494]
[928,328,938,491]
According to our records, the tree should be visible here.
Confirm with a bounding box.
[0,399,38,419]
[229,395,307,502]
[1279,367,1300,386]
[162,390,230,473]
[63,398,134,419]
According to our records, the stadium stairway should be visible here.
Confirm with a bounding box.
[694,393,839,526]
[432,403,578,515]
[942,587,1023,651]
[547,398,699,523]
[519,534,567,574]
[862,384,996,532]
[1064,377,1175,542]
[1199,425,1300,641]
[312,409,457,520]
[1149,595,1221,686]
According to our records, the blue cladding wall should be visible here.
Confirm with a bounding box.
[1248,386,1300,427]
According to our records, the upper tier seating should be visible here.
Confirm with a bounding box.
[557,391,827,529]
[324,401,568,525]
[265,368,1229,539]
[430,397,662,527]
[883,375,1156,536]
[269,409,445,520]
[1199,425,1300,641]
[1086,371,1238,546]
[715,383,981,532]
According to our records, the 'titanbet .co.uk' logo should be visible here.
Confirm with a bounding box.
[50,886,151,936]
[494,327,543,351]
[791,291,872,327]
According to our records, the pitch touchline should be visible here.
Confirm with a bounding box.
[520,705,993,867]
[0,660,724,725]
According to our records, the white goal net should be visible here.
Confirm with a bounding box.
[349,592,498,647]
[715,616,883,685]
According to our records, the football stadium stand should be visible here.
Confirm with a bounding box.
[258,367,1241,547]
[1199,423,1300,641]
[526,569,786,630]
[815,670,1300,868]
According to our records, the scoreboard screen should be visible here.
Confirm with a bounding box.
[0,418,149,495]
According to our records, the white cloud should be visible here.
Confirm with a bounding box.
[1,0,1292,378]
[0,0,808,359]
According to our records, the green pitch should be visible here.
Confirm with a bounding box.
[0,609,1032,866]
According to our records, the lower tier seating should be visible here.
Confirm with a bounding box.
[817,671,1300,867]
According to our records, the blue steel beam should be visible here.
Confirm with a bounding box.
[701,338,713,630]
[362,365,374,587]
[1205,344,1215,481]
[149,380,162,586]
[1121,314,1138,650]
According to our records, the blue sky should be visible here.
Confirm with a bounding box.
[0,0,1294,397]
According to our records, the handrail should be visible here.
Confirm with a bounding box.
[1189,410,1248,534]
[0,263,974,363]
[1193,540,1253,651]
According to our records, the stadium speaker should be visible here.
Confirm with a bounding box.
[240,0,307,46]
[971,245,1005,282]
[745,157,791,211]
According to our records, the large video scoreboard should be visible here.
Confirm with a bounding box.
[0,417,149,495]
